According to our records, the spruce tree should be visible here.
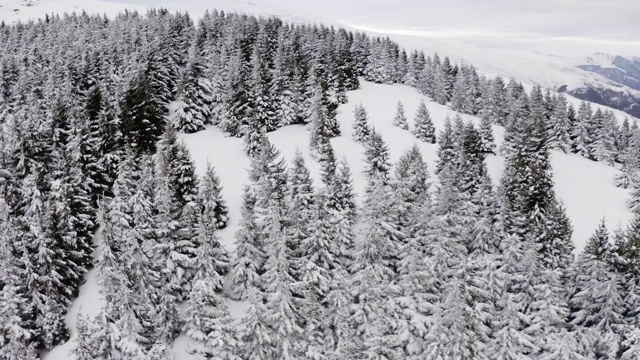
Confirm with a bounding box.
[394,144,430,233]
[480,76,507,126]
[73,314,97,360]
[593,110,618,165]
[364,128,391,183]
[238,290,273,360]
[261,211,305,359]
[436,116,455,173]
[197,162,230,277]
[500,116,574,270]
[412,100,436,143]
[173,49,213,133]
[393,101,409,130]
[478,114,496,154]
[571,101,594,158]
[547,93,572,152]
[120,71,166,155]
[247,43,277,132]
[185,280,241,360]
[229,186,265,300]
[569,223,624,357]
[426,264,490,360]
[352,102,371,144]
[198,162,228,230]
[287,151,315,259]
[396,202,439,358]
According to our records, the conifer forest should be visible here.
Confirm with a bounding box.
[2,8,640,360]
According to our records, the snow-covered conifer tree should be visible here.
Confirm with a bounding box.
[412,100,436,143]
[173,50,213,133]
[352,102,371,144]
[393,101,409,130]
[229,186,265,300]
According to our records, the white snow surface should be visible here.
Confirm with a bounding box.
[44,80,634,359]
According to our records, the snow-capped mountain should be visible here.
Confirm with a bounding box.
[572,53,640,118]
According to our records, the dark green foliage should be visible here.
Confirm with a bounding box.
[120,72,166,155]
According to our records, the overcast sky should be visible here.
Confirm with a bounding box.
[268,0,640,56]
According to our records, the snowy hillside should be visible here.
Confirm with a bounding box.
[44,79,634,359]
[182,80,634,255]
[2,3,639,360]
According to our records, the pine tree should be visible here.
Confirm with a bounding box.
[0,261,38,360]
[537,329,590,360]
[246,42,277,132]
[478,114,495,154]
[621,328,640,360]
[394,144,430,235]
[173,49,213,133]
[616,129,640,188]
[364,128,391,183]
[436,116,455,173]
[352,102,371,144]
[308,82,340,153]
[229,186,265,300]
[500,116,574,270]
[393,101,409,130]
[571,101,594,158]
[395,202,438,358]
[219,49,249,137]
[322,267,354,359]
[271,32,302,127]
[569,223,624,357]
[120,71,166,155]
[238,290,273,360]
[287,151,315,259]
[322,158,357,270]
[73,314,98,360]
[185,280,241,360]
[199,162,228,230]
[527,268,571,357]
[261,210,305,359]
[480,76,507,126]
[412,100,436,143]
[547,93,572,152]
[489,234,538,359]
[157,130,199,208]
[197,162,230,277]
[425,264,490,360]
[593,110,617,164]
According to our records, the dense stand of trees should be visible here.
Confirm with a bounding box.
[0,7,639,360]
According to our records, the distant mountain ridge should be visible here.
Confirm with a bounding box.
[569,54,640,118]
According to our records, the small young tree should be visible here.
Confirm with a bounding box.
[393,101,409,130]
[412,100,436,143]
[352,103,371,144]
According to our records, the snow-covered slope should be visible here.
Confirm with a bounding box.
[44,80,634,359]
[6,2,631,358]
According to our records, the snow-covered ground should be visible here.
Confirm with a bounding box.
[3,1,633,358]
[43,80,634,359]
